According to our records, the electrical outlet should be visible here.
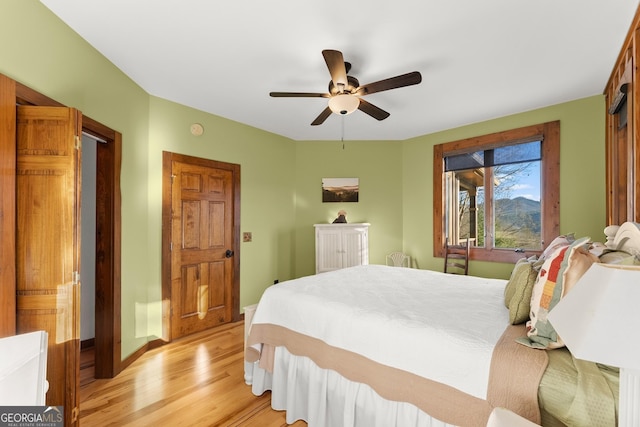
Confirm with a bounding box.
[243,232,252,242]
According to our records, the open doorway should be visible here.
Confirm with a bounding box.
[80,133,98,384]
[83,120,122,379]
[1,74,123,423]
[11,77,123,380]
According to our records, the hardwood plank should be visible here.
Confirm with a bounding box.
[80,321,306,426]
[80,347,95,388]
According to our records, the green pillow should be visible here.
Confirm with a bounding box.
[600,250,640,265]
[504,258,538,324]
[504,258,529,307]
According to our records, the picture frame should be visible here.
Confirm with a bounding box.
[322,178,359,202]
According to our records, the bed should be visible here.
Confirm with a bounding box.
[245,223,640,427]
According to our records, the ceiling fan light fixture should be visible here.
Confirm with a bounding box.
[271,49,422,125]
[328,94,359,115]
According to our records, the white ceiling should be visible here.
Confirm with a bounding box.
[40,0,639,141]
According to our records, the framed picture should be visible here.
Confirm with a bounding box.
[322,178,359,202]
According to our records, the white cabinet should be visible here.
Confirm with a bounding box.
[314,223,370,274]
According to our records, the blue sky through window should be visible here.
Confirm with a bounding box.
[510,163,540,201]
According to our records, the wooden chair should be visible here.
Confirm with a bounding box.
[444,240,470,275]
[386,252,411,267]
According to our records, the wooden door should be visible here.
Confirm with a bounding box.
[16,106,81,426]
[166,153,240,339]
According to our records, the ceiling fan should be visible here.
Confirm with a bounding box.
[270,49,422,126]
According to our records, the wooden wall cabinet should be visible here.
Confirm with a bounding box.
[314,223,370,274]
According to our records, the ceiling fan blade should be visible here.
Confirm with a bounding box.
[322,50,348,88]
[358,98,390,121]
[270,92,330,98]
[356,71,422,96]
[311,107,332,126]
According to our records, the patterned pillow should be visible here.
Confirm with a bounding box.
[539,233,575,261]
[516,237,599,349]
[530,254,545,272]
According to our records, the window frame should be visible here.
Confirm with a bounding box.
[433,121,560,263]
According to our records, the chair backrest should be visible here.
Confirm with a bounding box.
[386,251,411,267]
[444,240,470,275]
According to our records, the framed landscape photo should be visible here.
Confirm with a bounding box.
[322,178,359,202]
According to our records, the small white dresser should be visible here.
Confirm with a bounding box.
[314,223,370,274]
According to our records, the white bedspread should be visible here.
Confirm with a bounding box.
[251,264,509,399]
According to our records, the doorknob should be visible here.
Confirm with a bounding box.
[225,249,234,258]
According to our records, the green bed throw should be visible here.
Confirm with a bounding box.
[539,347,619,427]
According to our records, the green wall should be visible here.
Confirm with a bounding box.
[291,96,606,281]
[1,0,297,358]
[293,141,404,277]
[402,95,607,279]
[146,97,297,338]
[2,0,153,356]
[2,1,609,361]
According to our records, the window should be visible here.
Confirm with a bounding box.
[433,121,560,263]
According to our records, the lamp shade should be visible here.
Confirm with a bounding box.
[328,94,359,115]
[548,263,640,370]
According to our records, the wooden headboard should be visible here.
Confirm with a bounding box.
[604,4,640,225]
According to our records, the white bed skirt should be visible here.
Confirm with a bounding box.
[247,346,456,427]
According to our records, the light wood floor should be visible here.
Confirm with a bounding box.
[79,321,306,426]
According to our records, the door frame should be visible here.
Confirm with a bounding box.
[161,151,241,342]
[0,73,122,378]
